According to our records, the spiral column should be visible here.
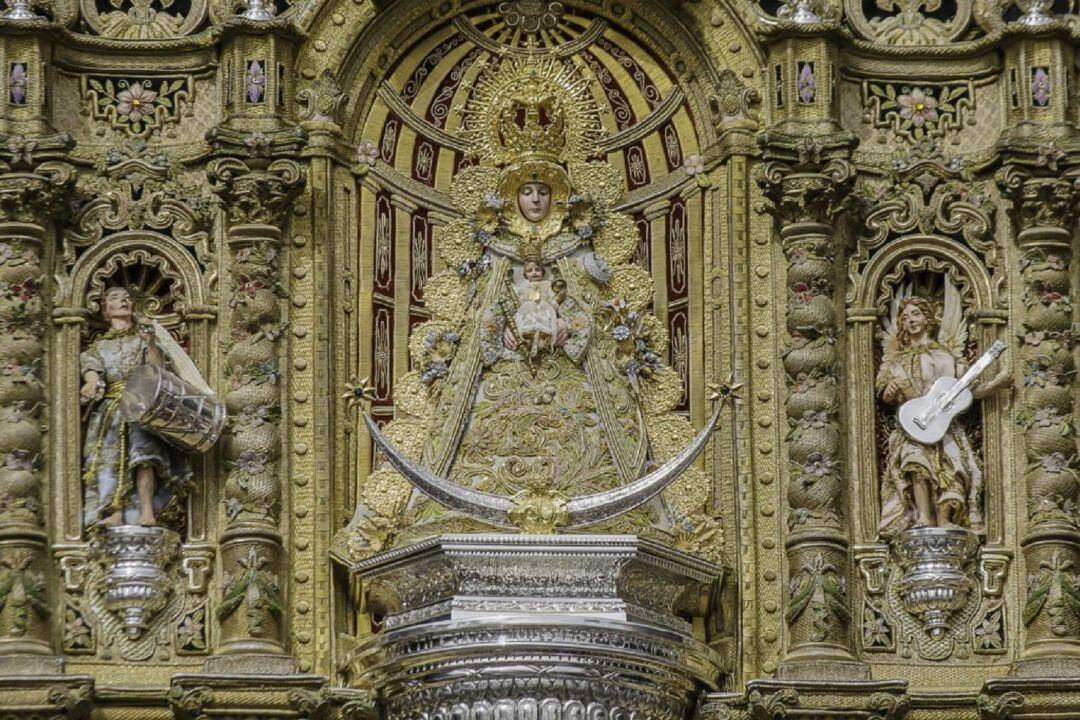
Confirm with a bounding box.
[999,166,1080,670]
[207,158,304,660]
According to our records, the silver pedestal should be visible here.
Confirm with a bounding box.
[342,534,725,720]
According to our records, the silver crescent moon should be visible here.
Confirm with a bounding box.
[362,404,723,530]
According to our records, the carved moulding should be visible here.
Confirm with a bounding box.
[844,0,975,45]
[337,534,726,720]
[78,0,207,38]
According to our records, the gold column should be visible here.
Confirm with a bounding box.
[207,157,304,659]
[1000,165,1079,670]
[0,161,71,656]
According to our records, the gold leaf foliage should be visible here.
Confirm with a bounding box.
[437,219,482,270]
[570,161,624,208]
[362,467,414,517]
[639,313,669,355]
[449,166,502,214]
[603,264,654,312]
[639,366,684,416]
[380,418,426,462]
[644,414,696,462]
[424,271,469,322]
[391,371,433,420]
[663,465,709,518]
[592,212,638,266]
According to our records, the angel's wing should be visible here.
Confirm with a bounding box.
[153,321,215,396]
[879,282,911,356]
[938,275,967,358]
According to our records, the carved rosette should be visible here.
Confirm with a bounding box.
[0,161,73,654]
[207,157,303,654]
[999,165,1080,658]
[760,151,856,665]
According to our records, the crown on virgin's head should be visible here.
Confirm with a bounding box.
[461,54,604,167]
[497,91,568,165]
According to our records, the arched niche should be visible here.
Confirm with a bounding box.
[313,0,762,502]
[847,234,1007,548]
[52,230,216,544]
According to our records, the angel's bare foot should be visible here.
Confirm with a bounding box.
[100,510,123,527]
[137,510,157,526]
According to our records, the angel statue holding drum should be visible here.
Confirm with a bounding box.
[876,278,1012,538]
[344,56,724,558]
[80,286,224,529]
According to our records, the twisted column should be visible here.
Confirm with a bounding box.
[208,158,304,657]
[0,161,72,655]
[1000,166,1080,667]
[761,156,862,675]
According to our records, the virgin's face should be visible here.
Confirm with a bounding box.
[901,303,927,338]
[103,289,133,321]
[517,182,551,223]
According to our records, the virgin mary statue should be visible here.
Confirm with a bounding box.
[343,56,718,558]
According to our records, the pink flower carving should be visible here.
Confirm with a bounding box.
[116,83,158,123]
[897,88,939,127]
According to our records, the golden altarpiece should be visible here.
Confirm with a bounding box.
[1,0,1080,716]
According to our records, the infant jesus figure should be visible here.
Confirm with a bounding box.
[512,258,568,359]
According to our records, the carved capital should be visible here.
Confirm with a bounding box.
[998,165,1078,237]
[0,162,74,225]
[759,159,854,230]
[207,158,304,226]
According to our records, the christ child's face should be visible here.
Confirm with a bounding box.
[901,302,928,339]
[103,288,133,322]
[523,261,544,281]
[517,182,551,223]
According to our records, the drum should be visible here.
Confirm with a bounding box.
[119,365,226,453]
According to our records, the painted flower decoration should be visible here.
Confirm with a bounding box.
[612,325,631,341]
[245,61,266,103]
[897,88,939,127]
[1031,68,1051,107]
[356,140,378,166]
[7,135,35,166]
[797,64,816,104]
[3,450,33,471]
[683,154,706,176]
[244,131,272,157]
[802,452,835,477]
[1032,408,1062,427]
[9,63,27,106]
[237,450,267,474]
[116,83,158,123]
[177,615,205,646]
[65,615,91,648]
[1040,453,1070,473]
[973,614,1002,649]
[237,405,270,428]
[863,615,889,645]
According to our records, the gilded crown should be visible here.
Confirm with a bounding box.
[462,55,604,167]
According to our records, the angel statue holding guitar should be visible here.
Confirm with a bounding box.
[876,278,1012,538]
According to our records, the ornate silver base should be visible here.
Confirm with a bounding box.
[92,525,180,640]
[343,534,726,720]
[892,527,979,638]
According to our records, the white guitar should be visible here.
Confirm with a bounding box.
[898,340,1006,445]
